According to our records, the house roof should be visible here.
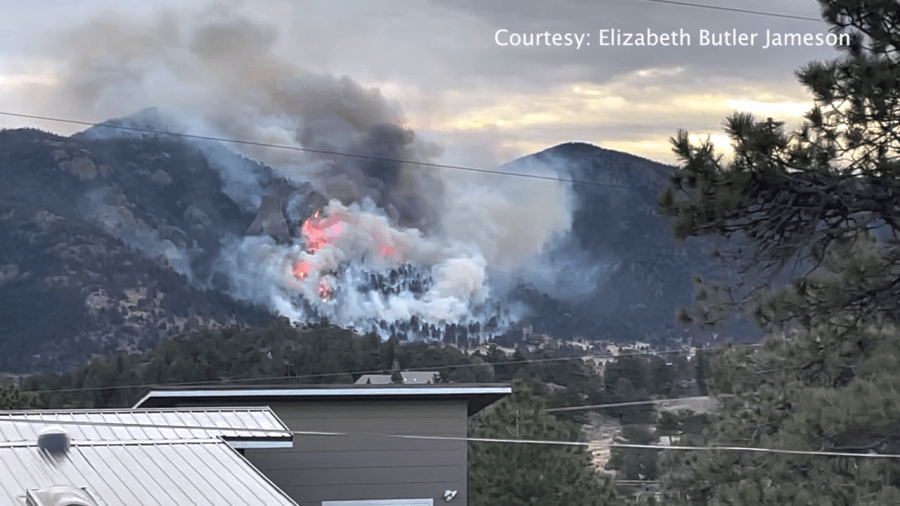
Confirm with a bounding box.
[354,374,392,385]
[134,383,512,416]
[0,407,292,449]
[0,440,298,505]
[353,371,439,385]
[400,371,439,384]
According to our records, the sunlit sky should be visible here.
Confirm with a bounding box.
[0,0,845,167]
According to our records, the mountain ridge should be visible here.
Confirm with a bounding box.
[0,125,738,373]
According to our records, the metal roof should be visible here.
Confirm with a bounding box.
[0,408,292,448]
[400,371,439,384]
[353,372,440,384]
[0,440,298,505]
[354,374,392,385]
[134,384,513,416]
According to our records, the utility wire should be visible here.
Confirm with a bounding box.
[20,343,760,396]
[636,0,823,22]
[1,415,898,459]
[605,443,900,459]
[546,395,722,413]
[0,111,630,189]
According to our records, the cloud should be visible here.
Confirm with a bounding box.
[0,0,841,164]
[412,67,814,163]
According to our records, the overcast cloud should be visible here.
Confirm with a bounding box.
[0,0,844,165]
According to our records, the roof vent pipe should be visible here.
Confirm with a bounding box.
[38,426,71,453]
[26,486,101,506]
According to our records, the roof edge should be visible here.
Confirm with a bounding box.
[134,385,511,409]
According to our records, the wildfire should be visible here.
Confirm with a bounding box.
[301,209,347,253]
[318,276,332,300]
[292,261,311,280]
[379,243,400,261]
[292,204,408,304]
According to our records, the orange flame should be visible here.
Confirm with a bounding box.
[370,227,401,261]
[293,261,311,280]
[301,211,347,253]
[379,244,400,261]
[318,277,331,300]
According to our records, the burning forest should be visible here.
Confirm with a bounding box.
[224,183,533,342]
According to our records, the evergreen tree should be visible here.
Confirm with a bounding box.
[656,1,900,503]
[0,381,39,410]
[469,380,618,506]
[607,423,659,481]
[659,0,900,328]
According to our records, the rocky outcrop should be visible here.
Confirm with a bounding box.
[246,194,290,244]
[0,128,271,372]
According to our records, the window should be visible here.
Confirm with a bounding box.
[322,500,433,506]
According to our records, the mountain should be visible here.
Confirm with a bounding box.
[504,143,725,343]
[0,126,280,372]
[0,121,743,373]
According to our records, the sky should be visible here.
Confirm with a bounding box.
[0,0,846,167]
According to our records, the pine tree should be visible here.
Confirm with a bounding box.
[0,382,39,410]
[659,0,900,328]
[656,1,900,503]
[469,380,618,505]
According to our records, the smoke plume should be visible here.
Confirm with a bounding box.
[26,6,597,339]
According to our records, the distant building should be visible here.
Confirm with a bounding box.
[458,343,516,358]
[354,374,392,385]
[135,383,510,506]
[581,355,616,375]
[564,340,593,353]
[400,371,439,384]
[354,371,440,385]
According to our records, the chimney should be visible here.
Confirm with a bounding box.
[37,426,70,454]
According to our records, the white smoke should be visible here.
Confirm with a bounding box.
[81,186,195,278]
[220,197,537,335]
[440,156,571,269]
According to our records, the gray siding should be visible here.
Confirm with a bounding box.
[173,398,469,506]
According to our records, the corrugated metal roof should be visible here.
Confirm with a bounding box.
[0,408,291,444]
[0,440,298,505]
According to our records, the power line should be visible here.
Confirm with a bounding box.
[0,111,630,190]
[21,355,598,395]
[20,343,760,396]
[546,395,722,413]
[636,0,823,22]
[1,415,898,458]
[606,443,900,459]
